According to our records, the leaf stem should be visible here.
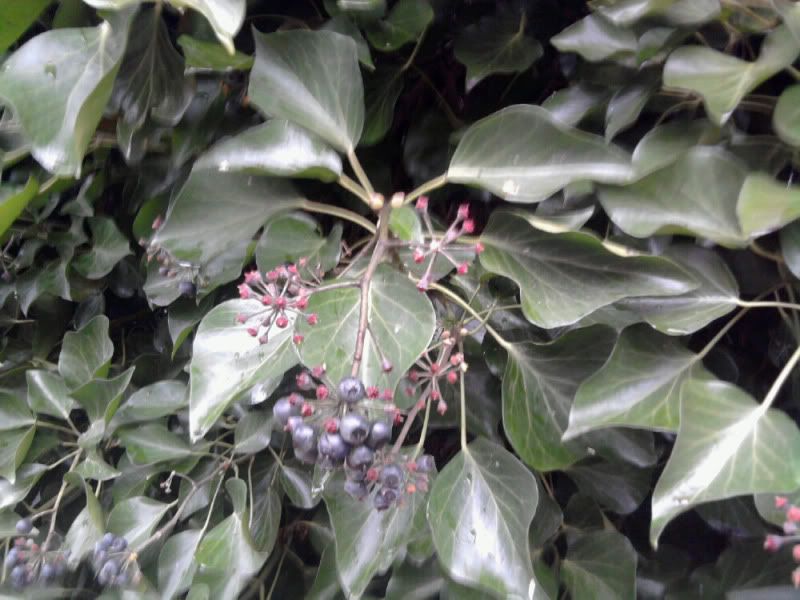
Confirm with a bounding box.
[300,200,376,234]
[413,398,432,459]
[336,174,372,207]
[764,344,800,410]
[346,149,375,198]
[428,281,510,350]
[458,340,467,451]
[42,451,81,551]
[403,174,448,205]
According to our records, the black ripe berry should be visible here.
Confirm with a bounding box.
[318,432,350,463]
[273,396,300,426]
[344,479,368,500]
[109,537,127,553]
[340,413,369,445]
[338,377,366,404]
[373,487,398,511]
[366,420,391,449]
[416,454,436,473]
[179,281,197,298]
[10,564,25,588]
[15,518,32,535]
[346,445,374,470]
[291,423,316,452]
[379,464,403,489]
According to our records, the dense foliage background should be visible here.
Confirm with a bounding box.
[4,0,800,597]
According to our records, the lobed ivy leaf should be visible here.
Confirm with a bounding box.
[118,422,193,464]
[0,464,46,510]
[561,530,637,600]
[233,410,272,455]
[0,426,35,483]
[322,15,376,70]
[593,0,720,26]
[737,173,800,238]
[112,380,187,426]
[0,391,34,431]
[74,449,121,481]
[70,366,134,424]
[57,315,114,389]
[365,0,433,52]
[158,529,203,600]
[551,13,637,63]
[106,495,171,551]
[71,216,131,279]
[63,476,105,568]
[0,177,38,238]
[361,66,404,146]
[255,213,342,275]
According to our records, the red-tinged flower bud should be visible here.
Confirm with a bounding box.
[277,265,288,278]
[288,393,303,406]
[431,389,441,401]
[299,257,308,267]
[784,521,798,534]
[475,241,485,254]
[306,313,318,325]
[244,270,261,283]
[152,215,163,230]
[293,334,304,344]
[416,399,426,410]
[407,460,417,472]
[236,313,247,324]
[247,327,258,337]
[267,270,279,282]
[437,400,447,415]
[238,284,250,299]
[412,248,425,264]
[259,335,269,344]
[447,371,458,384]
[394,410,405,425]
[296,372,313,389]
[364,386,378,400]
[382,358,393,372]
[381,388,393,401]
[295,296,309,309]
[324,418,339,433]
[276,315,289,328]
[777,496,789,509]
[262,295,272,305]
[312,365,326,378]
[462,219,475,234]
[409,370,420,382]
[406,483,417,494]
[450,353,463,366]
[765,534,784,552]
[301,403,314,417]
[316,385,329,400]
[457,262,469,275]
[417,274,431,292]
[457,203,469,219]
[288,264,298,275]
[788,506,800,522]
[366,467,379,481]
[430,363,440,374]
[416,196,429,212]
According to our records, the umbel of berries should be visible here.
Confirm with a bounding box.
[5,517,68,589]
[92,533,141,588]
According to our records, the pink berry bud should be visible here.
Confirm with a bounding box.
[475,242,485,254]
[262,295,272,305]
[437,400,447,415]
[416,196,429,212]
[288,393,303,405]
[381,358,393,372]
[447,371,458,384]
[430,363,440,374]
[238,284,250,299]
[316,385,329,400]
[412,248,425,264]
[296,372,312,389]
[417,274,431,292]
[366,467,379,481]
[235,313,247,324]
[276,315,289,328]
[299,257,308,267]
[406,483,417,494]
[462,219,475,234]
[295,296,309,309]
[267,270,279,282]
[393,410,404,424]
[306,313,318,326]
[765,535,784,552]
[293,334,304,344]
[311,365,326,378]
[325,418,339,433]
[246,327,258,337]
[457,262,469,275]
[431,389,441,401]
[409,370,420,382]
[788,506,800,522]
[288,264,298,275]
[777,496,789,509]
[457,203,469,219]
[301,403,314,417]
[381,388,393,401]
[259,335,269,344]
[367,386,380,399]
[244,270,261,283]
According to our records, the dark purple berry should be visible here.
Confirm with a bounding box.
[273,397,300,426]
[366,420,391,449]
[40,563,55,581]
[338,377,365,404]
[10,564,25,588]
[179,281,196,298]
[345,466,367,482]
[347,445,374,470]
[318,432,349,463]
[344,479,368,500]
[5,548,19,568]
[15,518,32,535]
[340,413,369,445]
[291,423,316,453]
[295,446,318,465]
[94,549,107,566]
[379,464,403,489]
[110,537,127,553]
[100,532,115,549]
[373,487,398,511]
[416,454,435,473]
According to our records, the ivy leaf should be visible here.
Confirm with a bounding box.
[26,370,75,421]
[107,496,171,550]
[0,0,52,53]
[279,461,316,509]
[322,15,375,70]
[255,213,342,275]
[189,299,298,441]
[177,35,254,71]
[650,379,800,547]
[58,315,114,389]
[567,460,651,515]
[551,14,637,63]
[0,392,34,431]
[454,11,542,91]
[605,82,653,141]
[249,29,364,153]
[168,297,213,359]
[72,217,131,279]
[0,464,46,510]
[0,178,38,238]
[307,545,344,599]
[781,221,800,279]
[297,265,435,393]
[0,9,134,176]
[194,120,343,182]
[233,411,272,454]
[428,438,548,599]
[158,529,203,600]
[663,24,800,125]
[561,530,637,600]
[595,0,720,27]
[598,147,748,247]
[118,422,193,464]
[70,367,135,424]
[567,325,714,436]
[361,67,404,145]
[773,84,800,146]
[737,174,800,238]
[479,211,697,328]
[74,449,121,481]
[502,326,617,471]
[323,469,428,598]
[365,0,433,52]
[113,380,188,426]
[0,427,35,483]
[63,476,104,568]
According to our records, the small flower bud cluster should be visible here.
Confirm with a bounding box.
[370,454,435,511]
[412,199,484,291]
[405,330,467,416]
[92,533,141,588]
[140,215,204,298]
[763,496,800,587]
[4,518,68,589]
[234,264,319,345]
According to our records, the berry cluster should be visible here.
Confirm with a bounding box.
[405,329,467,416]
[411,199,484,291]
[234,264,319,345]
[140,215,204,298]
[92,533,141,588]
[4,518,67,589]
[763,496,800,587]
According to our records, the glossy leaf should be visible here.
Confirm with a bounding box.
[158,529,202,600]
[773,84,800,146]
[552,14,637,63]
[567,460,651,515]
[605,83,652,141]
[189,299,298,441]
[0,427,35,483]
[448,105,633,203]
[168,297,213,358]
[650,379,800,546]
[479,211,697,328]
[233,410,272,454]
[0,10,134,176]
[249,29,364,152]
[70,367,134,424]
[454,11,542,91]
[0,464,46,510]
[178,35,254,71]
[663,24,800,125]
[71,217,131,279]
[118,423,193,464]
[0,0,52,53]
[737,173,800,238]
[297,265,435,392]
[0,392,34,431]
[0,178,38,238]
[428,438,548,600]
[568,325,714,435]
[322,16,375,70]
[194,120,342,181]
[58,315,114,389]
[106,496,171,550]
[365,0,433,52]
[26,370,75,421]
[113,380,188,426]
[362,67,404,145]
[594,0,720,26]
[74,449,121,481]
[561,530,637,600]
[63,477,104,568]
[255,213,342,274]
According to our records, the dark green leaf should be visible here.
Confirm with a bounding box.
[113,380,188,426]
[27,370,75,421]
[178,35,254,71]
[233,410,272,454]
[70,367,134,424]
[158,529,202,599]
[63,476,104,568]
[365,0,433,52]
[361,67,403,145]
[255,213,342,274]
[0,177,38,238]
[0,391,34,430]
[552,14,637,63]
[0,426,35,483]
[106,495,171,550]
[561,530,637,600]
[72,217,131,279]
[118,423,193,464]
[58,315,113,389]
[0,0,52,54]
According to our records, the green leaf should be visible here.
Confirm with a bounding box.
[332,0,386,20]
[454,11,542,91]
[650,379,800,547]
[567,460,651,514]
[279,461,316,509]
[74,449,121,481]
[737,173,800,238]
[15,256,71,314]
[663,24,800,125]
[773,84,800,146]
[365,0,433,52]
[502,326,616,471]
[0,9,134,176]
[0,464,46,509]
[118,423,193,464]
[781,220,800,279]
[551,14,637,63]
[168,298,212,359]
[361,66,404,145]
[322,15,375,70]
[113,380,188,426]
[0,177,38,239]
[0,0,52,53]
[250,482,281,552]
[479,211,697,328]
[194,479,269,598]
[0,427,35,483]
[605,82,653,141]
[249,29,364,152]
[593,0,720,27]
[194,120,343,181]
[27,370,75,421]
[297,265,435,392]
[233,410,272,454]
[107,496,171,550]
[158,529,202,600]
[598,147,748,247]
[561,530,637,600]
[447,105,632,203]
[388,205,422,242]
[307,545,344,600]
[324,469,428,598]
[428,438,548,600]
[63,477,104,568]
[189,299,298,441]
[58,315,114,389]
[568,325,714,435]
[255,213,342,274]
[0,391,34,431]
[72,217,131,279]
[178,35,254,71]
[541,83,611,127]
[70,367,134,424]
